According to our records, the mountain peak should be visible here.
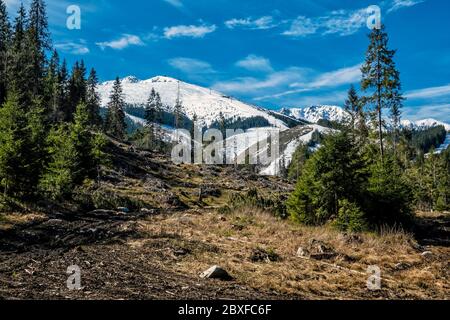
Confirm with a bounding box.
[144,76,179,83]
[121,76,141,84]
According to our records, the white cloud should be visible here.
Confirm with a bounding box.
[163,0,183,9]
[283,90,348,107]
[254,64,362,101]
[213,67,310,94]
[4,0,19,8]
[168,57,215,74]
[388,0,425,13]
[225,16,277,30]
[283,9,367,37]
[96,34,144,50]
[403,104,450,122]
[282,2,423,38]
[293,64,362,88]
[405,84,450,99]
[55,41,90,55]
[164,24,216,39]
[282,16,318,37]
[321,8,368,36]
[235,55,273,73]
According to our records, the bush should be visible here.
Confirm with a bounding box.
[334,199,367,232]
[365,158,414,226]
[219,188,288,219]
[287,132,368,225]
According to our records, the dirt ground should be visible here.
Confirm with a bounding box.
[0,208,448,300]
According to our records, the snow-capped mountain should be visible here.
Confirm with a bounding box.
[280,105,349,124]
[401,119,450,131]
[98,76,289,130]
[281,105,450,132]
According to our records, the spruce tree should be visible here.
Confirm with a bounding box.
[0,91,32,197]
[86,68,102,127]
[7,4,32,109]
[40,103,103,200]
[105,77,127,139]
[55,59,69,122]
[0,0,11,105]
[67,60,87,121]
[27,0,50,96]
[145,88,163,149]
[287,132,368,226]
[344,85,359,130]
[361,24,403,161]
[44,49,60,121]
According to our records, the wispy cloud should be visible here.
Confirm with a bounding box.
[280,90,349,107]
[405,84,450,99]
[282,2,424,38]
[225,16,277,30]
[96,34,144,50]
[292,64,362,88]
[55,41,90,55]
[168,57,215,74]
[235,55,273,73]
[255,64,362,101]
[403,103,450,122]
[4,0,20,9]
[163,0,183,9]
[283,9,367,37]
[388,0,425,13]
[213,67,311,94]
[164,24,217,39]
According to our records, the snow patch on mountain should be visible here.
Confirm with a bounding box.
[280,105,349,124]
[281,105,450,131]
[401,119,450,131]
[260,125,333,176]
[98,76,289,130]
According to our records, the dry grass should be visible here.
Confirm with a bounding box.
[136,207,449,300]
[0,212,46,231]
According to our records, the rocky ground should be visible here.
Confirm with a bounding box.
[0,140,448,300]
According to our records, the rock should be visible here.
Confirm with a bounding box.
[200,266,233,281]
[117,207,130,213]
[394,262,411,270]
[250,248,280,263]
[140,208,156,215]
[296,247,310,258]
[40,219,64,228]
[421,251,433,259]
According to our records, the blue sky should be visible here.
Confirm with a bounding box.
[5,0,450,122]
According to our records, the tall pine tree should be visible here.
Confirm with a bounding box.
[0,0,10,105]
[105,77,127,139]
[27,0,51,96]
[361,25,403,161]
[86,68,102,127]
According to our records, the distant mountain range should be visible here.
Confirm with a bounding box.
[281,105,450,131]
[98,76,450,132]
